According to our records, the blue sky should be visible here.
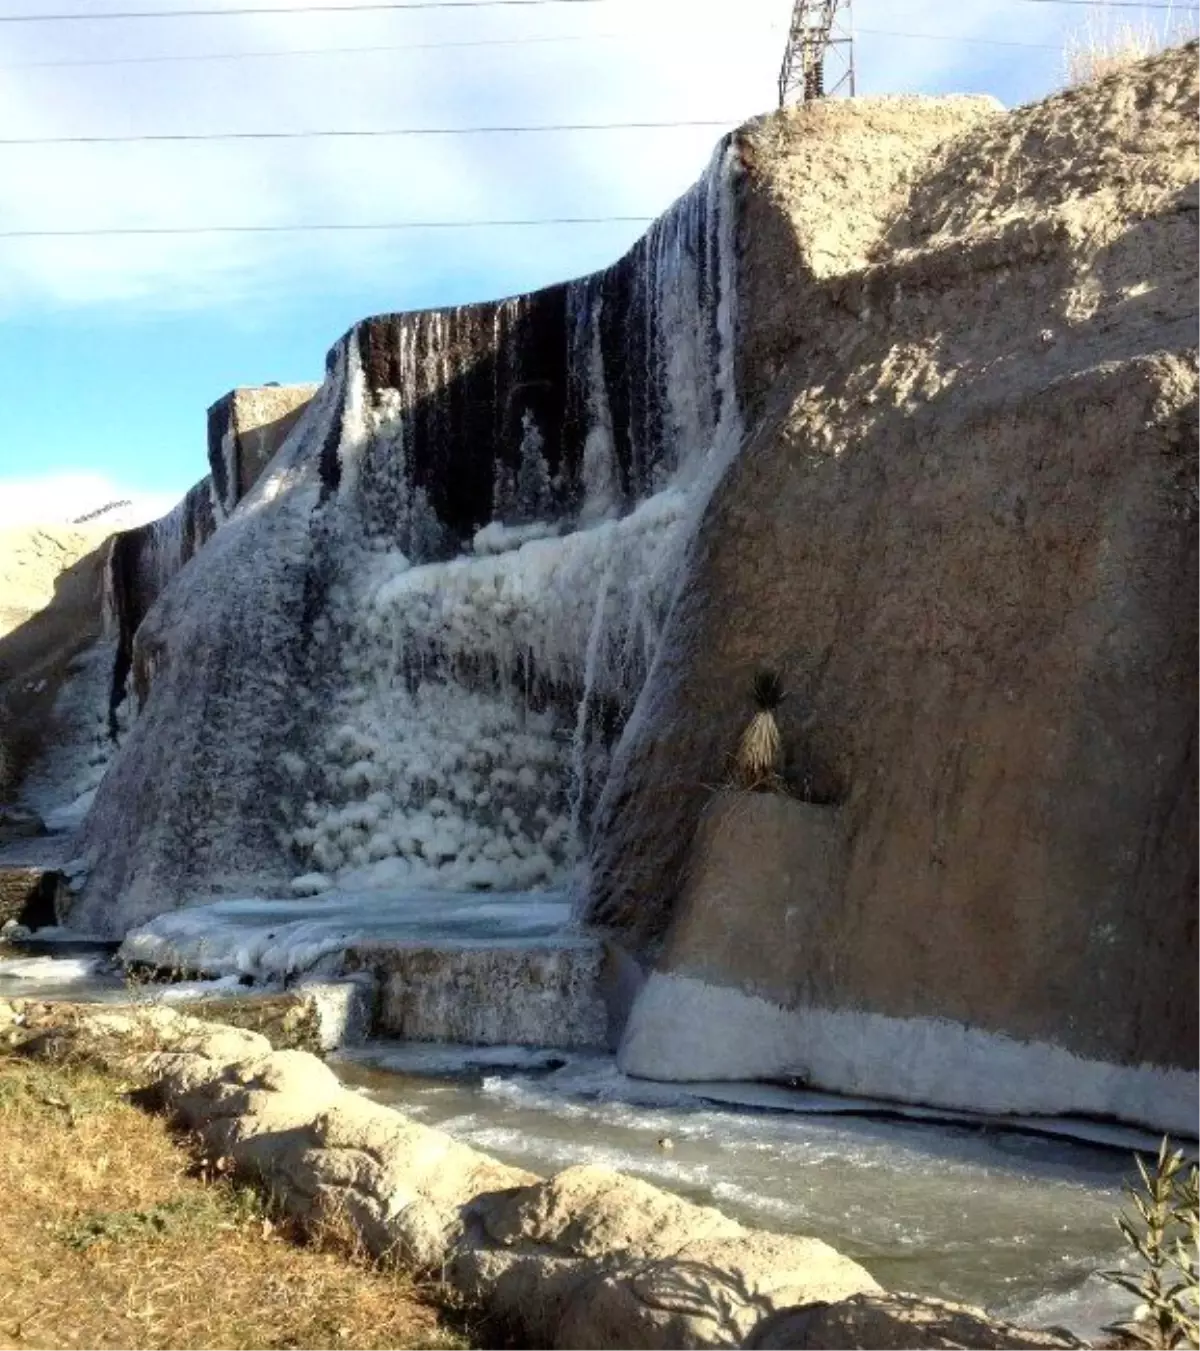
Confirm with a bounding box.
[0,0,1189,520]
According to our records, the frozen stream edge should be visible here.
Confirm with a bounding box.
[0,942,1177,1342]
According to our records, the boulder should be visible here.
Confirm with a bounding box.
[459,1165,881,1348]
[744,1292,1083,1349]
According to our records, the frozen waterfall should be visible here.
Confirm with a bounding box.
[70,140,746,931]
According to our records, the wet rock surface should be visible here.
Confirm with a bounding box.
[744,1292,1084,1349]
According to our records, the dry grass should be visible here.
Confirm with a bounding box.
[729,670,787,792]
[0,1052,470,1351]
[731,711,784,790]
[1064,10,1199,84]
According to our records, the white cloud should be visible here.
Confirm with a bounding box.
[0,0,1124,315]
[0,472,177,526]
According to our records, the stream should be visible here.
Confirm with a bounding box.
[0,943,1152,1342]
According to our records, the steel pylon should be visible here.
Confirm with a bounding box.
[778,0,855,107]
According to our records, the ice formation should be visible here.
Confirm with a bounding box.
[72,138,745,929]
[120,889,575,980]
[279,144,744,903]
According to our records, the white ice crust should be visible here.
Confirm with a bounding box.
[619,972,1200,1138]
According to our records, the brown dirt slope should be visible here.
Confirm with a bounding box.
[587,44,1199,1071]
[0,526,113,802]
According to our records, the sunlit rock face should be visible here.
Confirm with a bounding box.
[589,51,1199,1132]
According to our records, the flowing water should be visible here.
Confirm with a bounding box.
[0,944,1159,1341]
[336,1043,1142,1341]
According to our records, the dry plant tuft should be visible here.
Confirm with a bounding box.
[1064,9,1199,84]
[730,670,787,792]
[0,1051,469,1350]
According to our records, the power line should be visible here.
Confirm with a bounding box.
[0,30,632,68]
[857,26,1060,49]
[3,9,1189,71]
[1013,0,1195,7]
[0,0,607,22]
[0,117,736,147]
[0,216,654,239]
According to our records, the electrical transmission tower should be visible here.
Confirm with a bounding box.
[778,0,855,107]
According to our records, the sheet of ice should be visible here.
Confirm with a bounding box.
[5,926,112,945]
[0,951,129,1003]
[678,1081,1183,1155]
[0,954,104,983]
[336,1049,1139,1342]
[336,1040,570,1077]
[145,974,254,1003]
[119,888,574,979]
[43,789,98,833]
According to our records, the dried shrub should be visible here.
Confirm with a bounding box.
[1064,14,1198,85]
[730,671,787,792]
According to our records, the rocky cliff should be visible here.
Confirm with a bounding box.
[0,386,316,823]
[17,47,1195,1129]
[591,45,1199,1132]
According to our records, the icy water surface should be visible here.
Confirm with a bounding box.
[0,937,126,1002]
[119,889,575,978]
[335,1045,1144,1341]
[0,946,1160,1341]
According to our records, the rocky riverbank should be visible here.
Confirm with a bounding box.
[2,996,1087,1350]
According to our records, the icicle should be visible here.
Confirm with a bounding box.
[277,139,743,902]
[569,565,613,846]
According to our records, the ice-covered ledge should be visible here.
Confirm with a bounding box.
[618,971,1200,1138]
[119,889,610,1050]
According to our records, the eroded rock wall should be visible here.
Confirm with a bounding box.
[70,98,993,932]
[588,46,1199,1130]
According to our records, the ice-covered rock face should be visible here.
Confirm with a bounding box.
[282,143,742,898]
[71,141,743,930]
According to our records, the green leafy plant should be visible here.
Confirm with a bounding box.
[1102,1137,1199,1349]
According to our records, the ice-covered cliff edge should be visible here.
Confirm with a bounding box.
[68,137,755,929]
[71,93,991,935]
[65,95,997,929]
